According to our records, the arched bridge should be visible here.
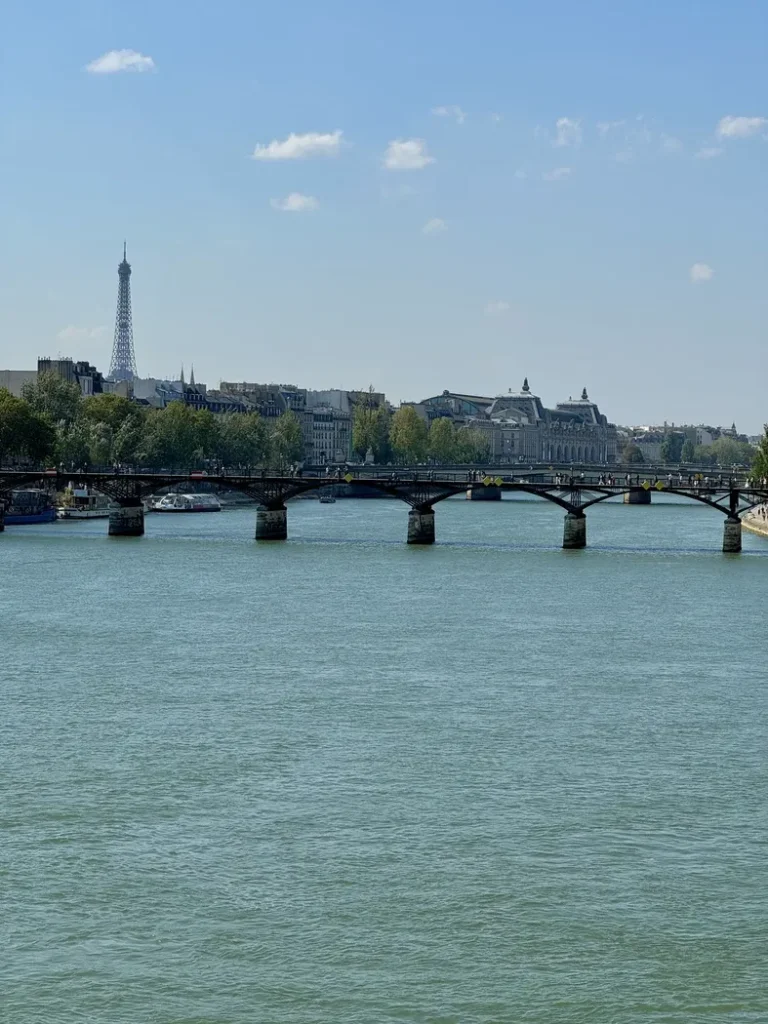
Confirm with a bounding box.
[1,468,766,552]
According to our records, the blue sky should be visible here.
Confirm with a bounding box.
[1,0,766,429]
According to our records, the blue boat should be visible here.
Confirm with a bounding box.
[4,489,58,525]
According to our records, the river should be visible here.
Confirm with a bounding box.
[2,496,767,1023]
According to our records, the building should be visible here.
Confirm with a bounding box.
[419,380,618,464]
[306,404,352,464]
[0,369,37,397]
[36,357,116,397]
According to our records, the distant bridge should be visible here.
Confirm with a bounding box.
[1,467,766,552]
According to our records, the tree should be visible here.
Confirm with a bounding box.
[752,426,768,482]
[111,418,144,465]
[351,387,391,462]
[660,433,684,464]
[88,421,114,466]
[81,393,141,432]
[389,405,428,464]
[680,439,696,463]
[693,444,715,467]
[56,421,93,469]
[270,410,303,470]
[352,387,380,459]
[427,417,456,463]
[0,388,55,463]
[219,413,269,469]
[454,427,490,464]
[21,372,82,426]
[139,403,201,469]
[707,436,755,468]
[193,409,220,465]
[622,444,644,464]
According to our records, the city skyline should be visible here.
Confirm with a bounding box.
[1,1,766,431]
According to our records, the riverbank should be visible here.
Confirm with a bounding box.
[743,509,768,539]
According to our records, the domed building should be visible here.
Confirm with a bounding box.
[419,380,617,464]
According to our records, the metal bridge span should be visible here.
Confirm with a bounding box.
[2,468,766,552]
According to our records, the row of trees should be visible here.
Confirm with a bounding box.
[375,405,490,465]
[622,434,757,468]
[0,374,304,471]
[350,391,491,464]
[4,372,768,473]
[1,374,488,471]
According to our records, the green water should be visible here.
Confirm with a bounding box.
[2,498,767,1023]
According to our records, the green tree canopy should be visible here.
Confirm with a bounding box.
[218,413,269,468]
[21,372,82,426]
[427,417,456,463]
[622,443,644,464]
[269,410,303,470]
[139,402,202,469]
[752,426,768,481]
[454,427,491,464]
[351,388,390,462]
[660,433,684,464]
[0,388,56,463]
[706,436,755,468]
[390,405,428,464]
[680,439,696,463]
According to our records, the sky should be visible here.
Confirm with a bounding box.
[1,0,766,430]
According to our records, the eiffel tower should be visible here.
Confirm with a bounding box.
[109,242,138,381]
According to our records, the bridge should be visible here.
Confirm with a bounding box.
[1,468,766,553]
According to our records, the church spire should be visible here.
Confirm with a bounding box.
[190,364,196,388]
[522,377,530,393]
[180,363,185,388]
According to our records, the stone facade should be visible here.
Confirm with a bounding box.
[420,380,618,464]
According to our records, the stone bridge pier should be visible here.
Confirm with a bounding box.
[109,500,145,537]
[467,485,502,501]
[723,517,742,554]
[408,507,435,544]
[256,505,288,540]
[563,511,587,549]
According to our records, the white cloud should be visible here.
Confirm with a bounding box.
[432,105,466,124]
[716,115,767,139]
[57,325,109,342]
[690,262,714,283]
[597,119,625,137]
[252,130,343,161]
[270,192,319,212]
[384,138,434,171]
[695,146,723,160]
[85,50,155,74]
[543,167,571,181]
[422,218,447,235]
[553,117,582,147]
[661,134,683,153]
[489,112,503,123]
[484,301,510,316]
[514,168,527,180]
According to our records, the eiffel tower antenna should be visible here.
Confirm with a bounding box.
[109,242,138,381]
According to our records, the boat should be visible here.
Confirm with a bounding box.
[319,495,336,503]
[57,484,111,520]
[152,493,222,513]
[5,489,57,525]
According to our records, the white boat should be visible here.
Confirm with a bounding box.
[57,506,111,520]
[319,494,336,504]
[152,493,222,513]
[57,484,111,520]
